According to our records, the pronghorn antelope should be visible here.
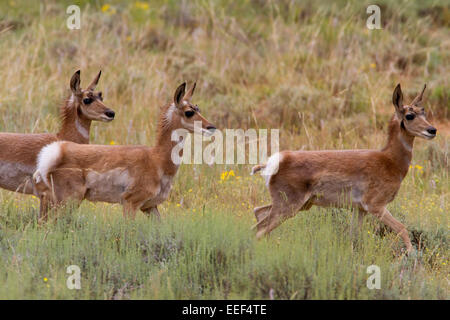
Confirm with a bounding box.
[251,84,437,253]
[33,82,216,221]
[0,70,114,195]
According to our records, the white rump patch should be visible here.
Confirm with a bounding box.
[261,152,282,185]
[34,142,62,187]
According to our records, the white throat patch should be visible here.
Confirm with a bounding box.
[76,118,89,139]
[399,134,412,153]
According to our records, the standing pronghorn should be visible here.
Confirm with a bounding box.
[33,82,216,221]
[0,70,115,195]
[251,84,437,253]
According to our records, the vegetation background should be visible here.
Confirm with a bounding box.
[0,0,448,299]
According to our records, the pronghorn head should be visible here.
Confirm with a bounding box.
[69,70,115,122]
[169,82,216,135]
[392,84,437,140]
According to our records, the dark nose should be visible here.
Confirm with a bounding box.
[206,125,216,131]
[427,127,437,135]
[105,110,115,119]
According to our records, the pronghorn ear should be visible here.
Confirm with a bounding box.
[87,70,102,91]
[174,82,186,108]
[411,84,426,106]
[70,70,82,95]
[392,83,404,116]
[183,82,196,101]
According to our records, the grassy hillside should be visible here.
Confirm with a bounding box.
[0,0,448,299]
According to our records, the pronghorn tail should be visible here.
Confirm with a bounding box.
[251,164,266,175]
[33,141,63,187]
[251,153,283,185]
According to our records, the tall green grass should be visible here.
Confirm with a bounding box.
[0,200,447,299]
[0,0,448,299]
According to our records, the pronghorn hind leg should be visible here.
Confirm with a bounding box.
[35,168,86,224]
[38,194,52,224]
[253,204,272,221]
[255,202,284,239]
[251,204,272,230]
[255,191,311,239]
[349,208,366,240]
[35,179,56,224]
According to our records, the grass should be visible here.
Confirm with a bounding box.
[0,0,448,299]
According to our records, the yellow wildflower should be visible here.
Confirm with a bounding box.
[220,171,227,180]
[135,1,149,10]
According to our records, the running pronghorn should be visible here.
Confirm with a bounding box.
[251,84,437,253]
[0,70,115,195]
[33,82,215,221]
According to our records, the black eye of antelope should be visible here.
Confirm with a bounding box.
[83,98,93,105]
[185,110,195,118]
[405,114,415,121]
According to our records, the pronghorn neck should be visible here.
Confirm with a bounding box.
[56,94,91,144]
[382,114,414,177]
[154,103,183,176]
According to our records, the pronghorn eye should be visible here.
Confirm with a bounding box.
[83,98,93,105]
[405,114,415,121]
[185,110,195,118]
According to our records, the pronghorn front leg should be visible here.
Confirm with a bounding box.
[371,207,413,253]
[122,188,156,220]
[141,206,161,221]
[122,201,139,219]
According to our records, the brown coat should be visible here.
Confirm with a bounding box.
[252,84,437,253]
[0,70,114,194]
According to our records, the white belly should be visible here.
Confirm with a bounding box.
[85,168,132,203]
[312,178,366,209]
[0,160,35,194]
